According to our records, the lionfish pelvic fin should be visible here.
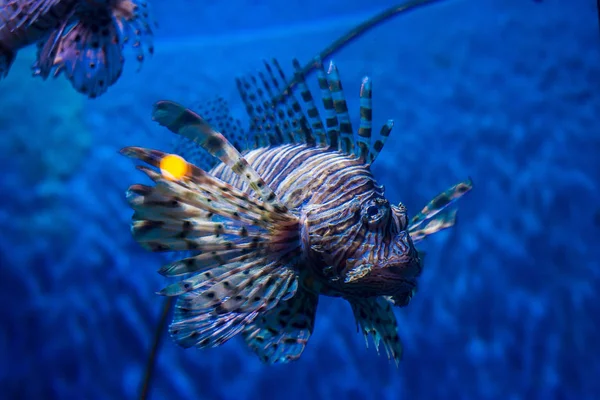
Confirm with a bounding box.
[349,296,403,366]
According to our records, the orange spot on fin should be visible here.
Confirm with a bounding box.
[159,154,188,180]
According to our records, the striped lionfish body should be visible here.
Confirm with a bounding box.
[122,58,473,365]
[0,0,155,97]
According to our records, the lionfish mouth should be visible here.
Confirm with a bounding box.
[343,256,421,284]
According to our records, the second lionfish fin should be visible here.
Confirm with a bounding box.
[32,0,156,98]
[348,296,403,366]
[243,285,319,364]
[409,178,474,243]
[152,100,286,210]
[121,146,302,348]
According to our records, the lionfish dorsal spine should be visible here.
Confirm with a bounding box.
[315,60,341,151]
[356,76,373,162]
[265,58,316,146]
[291,58,328,147]
[236,59,316,149]
[236,56,398,166]
[326,60,355,154]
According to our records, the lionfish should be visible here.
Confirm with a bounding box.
[122,54,472,368]
[0,0,155,98]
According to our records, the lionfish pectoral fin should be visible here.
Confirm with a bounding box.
[169,261,299,348]
[243,286,319,364]
[152,100,288,210]
[169,96,248,171]
[121,144,302,348]
[408,178,474,243]
[192,96,248,153]
[348,296,403,366]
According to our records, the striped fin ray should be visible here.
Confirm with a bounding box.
[151,100,287,210]
[169,96,248,170]
[316,60,340,150]
[169,259,299,348]
[121,146,303,349]
[291,58,328,147]
[409,178,474,243]
[236,59,315,148]
[356,77,373,161]
[243,286,319,364]
[326,61,354,154]
[236,75,281,147]
[368,120,394,164]
[308,58,394,164]
[263,59,314,146]
[349,296,403,366]
[194,96,247,153]
[257,60,291,145]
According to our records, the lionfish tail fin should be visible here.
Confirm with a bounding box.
[33,0,155,98]
[243,285,318,364]
[409,178,473,243]
[349,297,403,366]
[121,120,302,347]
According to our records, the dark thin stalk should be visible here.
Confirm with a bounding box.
[139,297,173,400]
[273,0,446,103]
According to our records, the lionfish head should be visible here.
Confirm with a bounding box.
[304,194,421,298]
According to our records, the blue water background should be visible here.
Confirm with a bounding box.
[1,0,599,399]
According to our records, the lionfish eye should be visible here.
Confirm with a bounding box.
[362,198,389,225]
[366,205,379,217]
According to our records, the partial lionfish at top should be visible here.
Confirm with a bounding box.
[0,0,156,98]
[121,54,473,366]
